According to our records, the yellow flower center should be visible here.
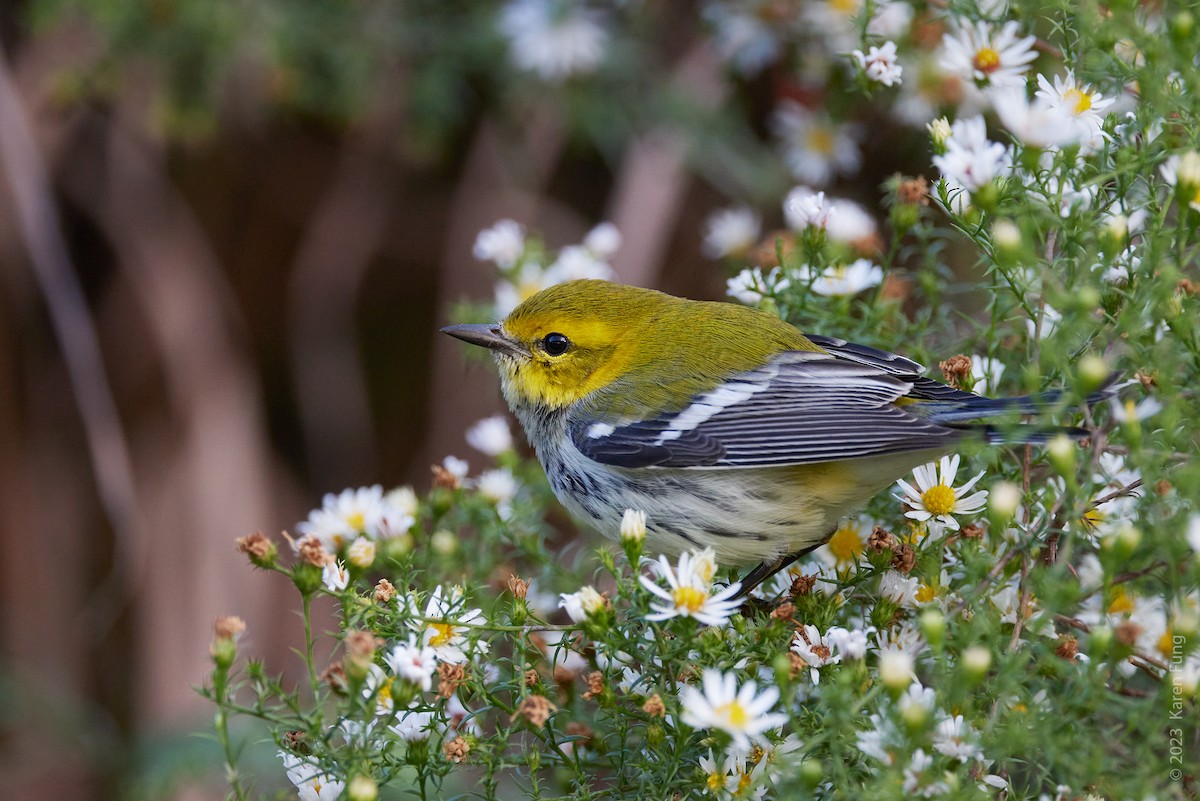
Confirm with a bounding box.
[375,676,394,711]
[347,511,366,531]
[1107,586,1134,615]
[1064,87,1092,114]
[916,583,937,604]
[735,771,754,796]
[973,47,1001,74]
[1158,629,1174,659]
[428,622,457,647]
[706,772,724,793]
[715,700,750,728]
[921,484,957,516]
[830,0,860,15]
[806,127,835,156]
[673,585,708,613]
[828,524,864,565]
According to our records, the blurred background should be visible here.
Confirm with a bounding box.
[0,0,938,797]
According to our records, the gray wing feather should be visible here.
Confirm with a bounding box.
[571,351,963,469]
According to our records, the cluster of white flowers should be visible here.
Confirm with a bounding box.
[474,219,620,317]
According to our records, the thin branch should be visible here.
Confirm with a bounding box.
[0,38,144,635]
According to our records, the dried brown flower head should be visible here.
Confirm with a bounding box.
[443,736,471,763]
[524,668,541,688]
[297,535,333,567]
[213,615,246,641]
[939,354,972,387]
[374,578,397,605]
[1055,635,1079,660]
[235,531,276,565]
[515,695,556,728]
[790,574,817,596]
[642,693,666,717]
[868,525,896,553]
[344,630,381,660]
[438,662,467,699]
[508,575,529,599]
[770,601,796,621]
[1115,620,1143,647]
[432,463,462,490]
[582,671,605,700]
[898,176,930,205]
[891,542,917,573]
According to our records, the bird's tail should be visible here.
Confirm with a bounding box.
[916,378,1119,445]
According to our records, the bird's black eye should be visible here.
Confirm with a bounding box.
[543,332,571,356]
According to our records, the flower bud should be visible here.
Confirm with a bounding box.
[799,759,824,786]
[1103,523,1142,560]
[620,508,647,564]
[431,529,458,555]
[646,723,665,748]
[210,616,246,668]
[1047,434,1076,476]
[900,696,930,730]
[879,650,914,692]
[1089,624,1113,657]
[348,775,379,801]
[988,481,1022,530]
[962,645,991,681]
[927,118,952,152]
[347,537,377,569]
[1077,355,1110,394]
[918,608,946,649]
[991,219,1021,262]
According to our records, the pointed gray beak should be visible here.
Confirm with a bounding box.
[441,323,530,359]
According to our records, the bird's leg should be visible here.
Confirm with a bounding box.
[732,536,832,601]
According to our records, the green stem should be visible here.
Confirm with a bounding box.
[212,666,249,801]
[303,593,320,701]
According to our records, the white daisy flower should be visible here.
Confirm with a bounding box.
[640,551,742,627]
[466,415,513,456]
[441,456,470,482]
[385,636,438,692]
[476,468,519,519]
[1161,151,1200,212]
[813,516,872,571]
[544,244,615,284]
[879,570,921,607]
[771,101,862,186]
[322,560,349,592]
[932,115,1012,196]
[903,748,949,796]
[680,669,788,752]
[498,0,608,81]
[1108,395,1163,424]
[583,222,622,257]
[704,2,782,75]
[297,485,387,550]
[795,259,883,297]
[362,664,396,716]
[826,626,870,659]
[784,186,832,231]
[852,41,903,86]
[726,266,790,306]
[405,585,488,664]
[933,715,982,762]
[620,508,647,543]
[896,454,988,533]
[390,706,438,741]
[558,585,607,623]
[791,624,842,684]
[697,748,739,796]
[825,198,878,244]
[939,20,1037,88]
[703,206,762,259]
[1035,70,1115,151]
[989,86,1081,148]
[280,752,344,801]
[472,219,525,267]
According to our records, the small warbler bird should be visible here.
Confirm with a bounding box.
[444,280,1103,595]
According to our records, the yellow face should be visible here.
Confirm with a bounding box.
[497,313,635,409]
